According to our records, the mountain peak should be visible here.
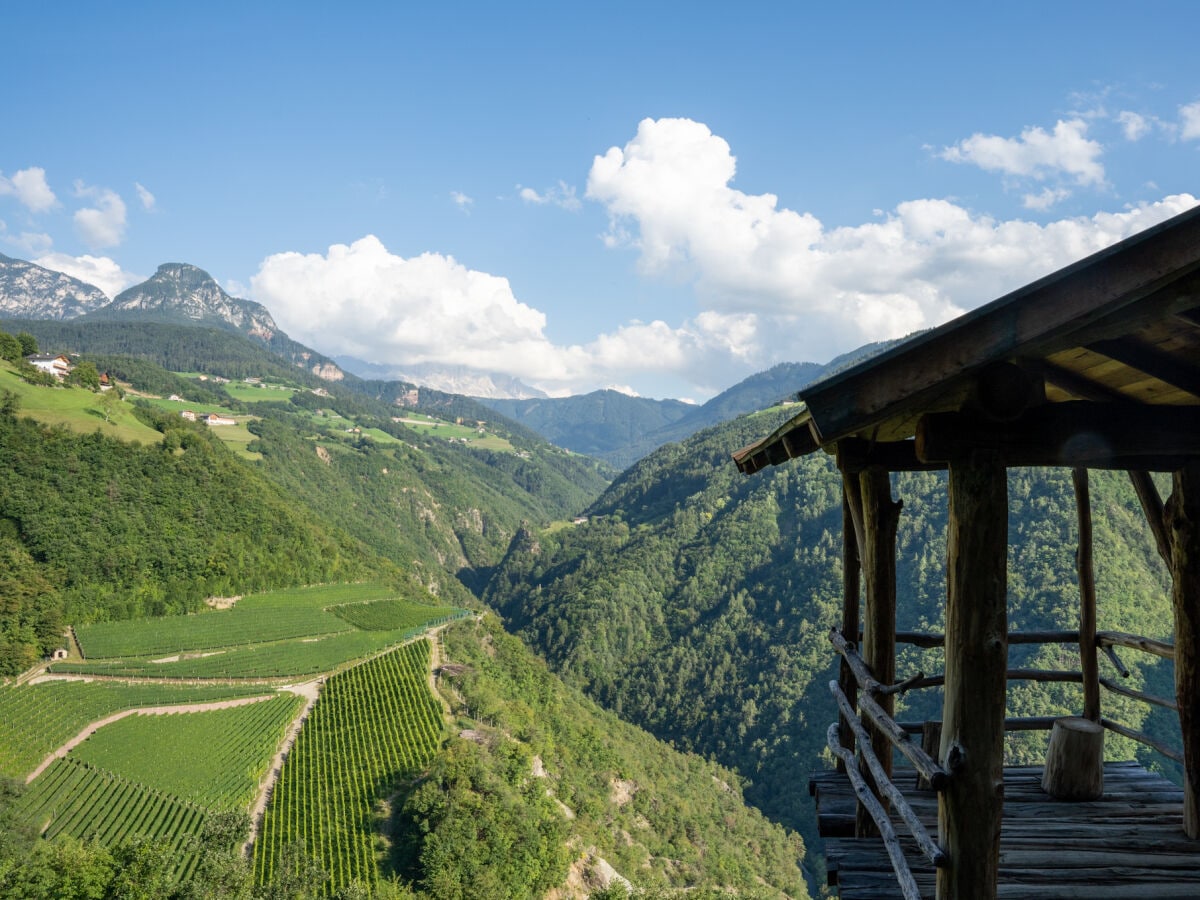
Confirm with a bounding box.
[97,263,278,341]
[0,254,110,320]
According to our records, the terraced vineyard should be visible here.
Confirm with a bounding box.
[3,583,462,894]
[14,758,210,880]
[57,583,468,681]
[56,614,468,680]
[0,680,270,779]
[254,641,444,894]
[74,583,399,658]
[71,693,304,808]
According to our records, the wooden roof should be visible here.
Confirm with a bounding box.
[734,204,1200,475]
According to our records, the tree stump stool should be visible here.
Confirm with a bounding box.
[1041,716,1104,800]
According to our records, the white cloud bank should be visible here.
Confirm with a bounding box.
[251,118,1196,399]
[585,118,1194,373]
[250,235,746,395]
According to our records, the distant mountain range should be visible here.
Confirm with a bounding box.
[334,356,549,400]
[479,350,897,467]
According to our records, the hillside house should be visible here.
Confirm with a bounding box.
[734,204,1200,899]
[180,410,197,421]
[25,353,71,378]
[203,413,236,426]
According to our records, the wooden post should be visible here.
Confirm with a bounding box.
[839,477,862,772]
[938,452,1008,900]
[855,467,902,838]
[1166,461,1200,838]
[1073,468,1101,722]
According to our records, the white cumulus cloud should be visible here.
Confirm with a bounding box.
[450,190,473,211]
[586,117,1196,368]
[73,182,127,249]
[940,118,1105,186]
[0,167,58,213]
[34,252,140,298]
[249,234,761,396]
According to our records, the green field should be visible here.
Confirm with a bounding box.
[254,641,444,893]
[71,693,305,808]
[220,381,300,403]
[391,412,515,451]
[0,680,271,779]
[0,361,163,444]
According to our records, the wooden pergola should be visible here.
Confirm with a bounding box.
[734,204,1200,899]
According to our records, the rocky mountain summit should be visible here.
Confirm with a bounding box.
[0,253,110,319]
[94,262,279,340]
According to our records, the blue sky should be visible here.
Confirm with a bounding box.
[2,1,1197,400]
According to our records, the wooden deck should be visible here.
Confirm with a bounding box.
[810,760,1200,898]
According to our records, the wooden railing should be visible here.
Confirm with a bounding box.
[884,627,1182,764]
[827,623,1182,896]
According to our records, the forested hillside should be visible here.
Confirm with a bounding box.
[0,322,608,669]
[484,405,1178,853]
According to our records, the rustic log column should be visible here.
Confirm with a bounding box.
[839,477,863,772]
[1073,467,1101,722]
[1166,461,1200,838]
[855,467,901,838]
[938,452,1008,900]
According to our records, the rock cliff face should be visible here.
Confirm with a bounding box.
[0,253,110,319]
[99,262,279,338]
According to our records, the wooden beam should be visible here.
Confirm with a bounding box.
[939,451,1008,900]
[856,467,902,837]
[837,437,944,473]
[1089,336,1200,399]
[1074,468,1102,722]
[1165,461,1200,837]
[839,480,862,770]
[916,403,1200,468]
[1039,359,1132,403]
[1130,470,1172,566]
[1097,630,1175,660]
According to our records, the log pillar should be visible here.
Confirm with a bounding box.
[838,477,863,772]
[938,452,1008,900]
[855,468,902,837]
[1073,468,1101,722]
[1166,461,1200,838]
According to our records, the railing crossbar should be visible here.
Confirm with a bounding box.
[826,724,925,900]
[830,681,948,867]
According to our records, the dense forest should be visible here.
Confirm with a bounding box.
[483,406,1179,854]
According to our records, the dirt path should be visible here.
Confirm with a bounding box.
[242,679,324,856]
[25,694,276,783]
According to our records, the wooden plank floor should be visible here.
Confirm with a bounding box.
[810,761,1200,898]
